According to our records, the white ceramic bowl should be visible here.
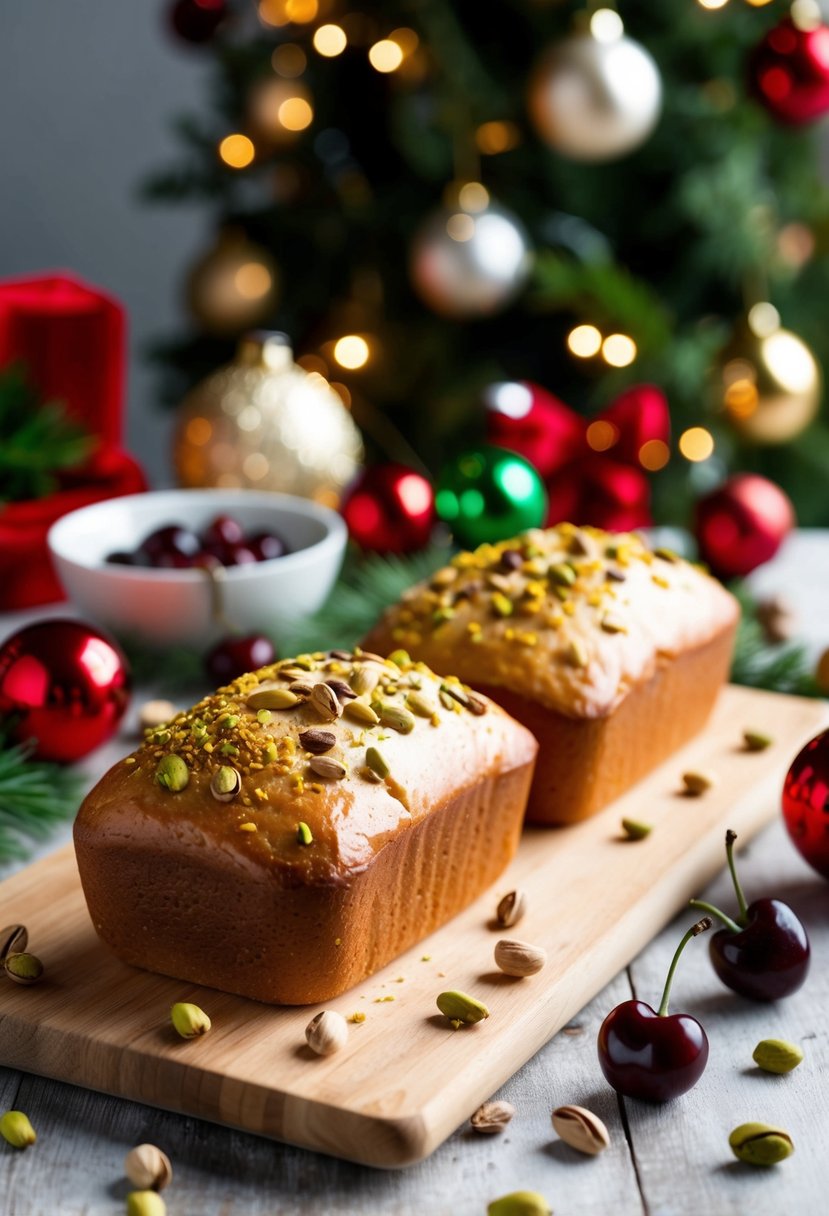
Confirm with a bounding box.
[48,490,347,648]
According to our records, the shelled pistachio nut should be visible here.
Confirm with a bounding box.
[552,1104,610,1155]
[436,990,489,1027]
[170,1001,211,1039]
[124,1143,173,1191]
[0,1110,36,1149]
[246,685,299,711]
[729,1122,794,1166]
[752,1039,804,1074]
[681,770,716,796]
[487,1191,552,1216]
[154,754,189,793]
[4,952,43,985]
[126,1192,166,1216]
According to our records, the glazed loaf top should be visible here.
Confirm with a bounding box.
[365,524,740,720]
[74,650,537,887]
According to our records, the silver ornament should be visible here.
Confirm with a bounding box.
[174,331,363,505]
[528,18,662,162]
[410,189,533,318]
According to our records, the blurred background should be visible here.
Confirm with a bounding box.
[4,0,829,587]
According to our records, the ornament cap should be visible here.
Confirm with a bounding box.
[237,330,293,371]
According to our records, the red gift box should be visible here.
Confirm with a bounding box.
[0,272,146,610]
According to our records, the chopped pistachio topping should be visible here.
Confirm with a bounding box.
[155,754,189,793]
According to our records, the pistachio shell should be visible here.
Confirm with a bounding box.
[494,939,547,978]
[305,1009,348,1056]
[4,952,43,985]
[496,890,527,929]
[0,924,28,962]
[471,1100,515,1134]
[124,1143,173,1191]
[552,1104,610,1155]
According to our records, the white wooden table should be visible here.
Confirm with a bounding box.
[1,531,828,1215]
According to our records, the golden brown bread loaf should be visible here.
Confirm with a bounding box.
[74,650,537,1004]
[364,523,740,825]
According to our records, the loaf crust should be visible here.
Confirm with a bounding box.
[364,524,739,824]
[74,651,537,1004]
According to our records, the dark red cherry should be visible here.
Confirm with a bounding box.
[202,514,245,547]
[139,524,200,566]
[597,918,711,1102]
[690,831,810,1002]
[189,550,222,572]
[225,544,258,566]
[204,634,276,685]
[248,531,287,562]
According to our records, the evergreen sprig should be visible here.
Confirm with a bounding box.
[0,735,83,864]
[0,366,94,503]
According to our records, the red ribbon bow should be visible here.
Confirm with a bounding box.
[486,381,670,532]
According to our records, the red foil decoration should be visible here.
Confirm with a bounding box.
[0,273,146,610]
[341,463,435,554]
[783,728,829,881]
[694,473,794,580]
[750,17,829,125]
[486,380,670,532]
[0,619,131,764]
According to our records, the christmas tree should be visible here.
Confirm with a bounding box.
[147,0,829,530]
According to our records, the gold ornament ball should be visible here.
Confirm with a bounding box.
[186,230,279,337]
[716,304,821,445]
[528,19,662,162]
[410,186,533,319]
[174,332,364,506]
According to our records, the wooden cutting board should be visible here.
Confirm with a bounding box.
[0,685,824,1169]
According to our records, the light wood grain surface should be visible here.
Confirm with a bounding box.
[0,686,823,1174]
[2,816,828,1214]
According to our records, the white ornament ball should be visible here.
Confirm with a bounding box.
[528,24,662,162]
[410,194,533,319]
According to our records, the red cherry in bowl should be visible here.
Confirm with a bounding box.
[204,633,276,685]
[249,531,287,562]
[598,918,711,1102]
[202,514,245,548]
[139,524,201,566]
[690,830,810,1002]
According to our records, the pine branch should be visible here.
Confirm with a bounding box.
[729,585,820,698]
[0,738,83,863]
[0,366,95,503]
[282,545,452,654]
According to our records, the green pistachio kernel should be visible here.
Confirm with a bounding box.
[0,1110,36,1149]
[257,709,272,725]
[297,821,313,846]
[155,754,190,793]
[387,649,410,668]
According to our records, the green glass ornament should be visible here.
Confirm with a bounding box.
[435,445,548,549]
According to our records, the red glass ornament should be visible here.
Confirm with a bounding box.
[168,0,226,45]
[783,728,829,880]
[484,381,584,478]
[694,473,794,580]
[0,619,130,763]
[750,17,829,125]
[547,458,652,533]
[341,464,435,554]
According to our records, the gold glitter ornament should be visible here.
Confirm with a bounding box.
[185,229,279,337]
[174,331,363,505]
[715,304,821,445]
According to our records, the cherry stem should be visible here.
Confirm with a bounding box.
[725,829,749,926]
[657,917,712,1018]
[688,898,742,935]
